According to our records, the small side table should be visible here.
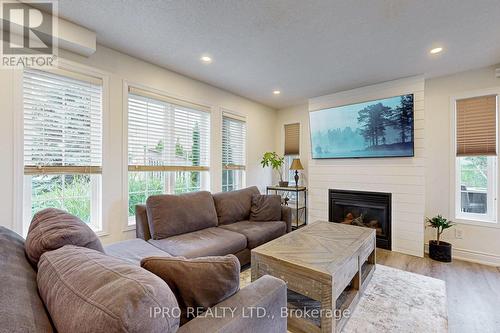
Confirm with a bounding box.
[266,186,307,230]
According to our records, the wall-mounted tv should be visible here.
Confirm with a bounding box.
[309,94,414,159]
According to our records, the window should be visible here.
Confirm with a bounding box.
[456,156,496,219]
[284,155,299,183]
[23,68,103,233]
[454,94,498,223]
[284,123,301,184]
[127,87,210,221]
[222,113,246,192]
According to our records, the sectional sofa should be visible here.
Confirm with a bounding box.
[111,186,293,266]
[0,186,290,332]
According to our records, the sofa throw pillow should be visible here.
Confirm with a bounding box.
[25,208,104,266]
[250,194,282,222]
[146,191,218,240]
[37,246,179,333]
[212,186,260,225]
[141,255,240,322]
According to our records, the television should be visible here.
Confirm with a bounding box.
[309,94,414,159]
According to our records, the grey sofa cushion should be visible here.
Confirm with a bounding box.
[219,220,286,248]
[105,238,171,265]
[136,204,152,241]
[0,227,54,332]
[141,255,240,323]
[37,245,180,333]
[148,227,247,258]
[147,191,218,240]
[25,208,104,266]
[281,206,293,233]
[250,194,282,221]
[177,275,287,333]
[212,186,260,225]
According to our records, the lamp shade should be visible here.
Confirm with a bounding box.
[290,158,304,170]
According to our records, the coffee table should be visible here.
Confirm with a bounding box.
[251,221,376,333]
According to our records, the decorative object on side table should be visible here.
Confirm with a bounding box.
[267,185,307,229]
[426,215,454,262]
[260,152,288,187]
[289,158,304,187]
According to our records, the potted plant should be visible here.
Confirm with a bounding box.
[260,152,288,187]
[426,215,454,262]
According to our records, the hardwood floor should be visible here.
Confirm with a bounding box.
[376,249,500,333]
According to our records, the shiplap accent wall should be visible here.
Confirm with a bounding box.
[308,76,425,257]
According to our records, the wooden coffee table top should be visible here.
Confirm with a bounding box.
[252,221,375,281]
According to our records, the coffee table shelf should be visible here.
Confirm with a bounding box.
[251,221,376,333]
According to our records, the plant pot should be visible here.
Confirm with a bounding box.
[278,181,289,187]
[429,240,452,262]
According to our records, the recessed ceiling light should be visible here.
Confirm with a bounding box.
[430,47,443,54]
[273,90,281,95]
[200,55,212,63]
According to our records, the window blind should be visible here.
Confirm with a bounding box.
[222,113,246,171]
[284,123,300,155]
[23,68,103,175]
[128,89,210,172]
[456,95,497,156]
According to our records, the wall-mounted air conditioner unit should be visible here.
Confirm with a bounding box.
[496,68,500,78]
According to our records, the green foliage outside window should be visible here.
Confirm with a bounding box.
[128,122,203,216]
[31,174,92,223]
[128,172,164,216]
[460,156,487,189]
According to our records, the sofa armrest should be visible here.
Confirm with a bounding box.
[135,204,152,241]
[177,275,287,333]
[281,206,292,233]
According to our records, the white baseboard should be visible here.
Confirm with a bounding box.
[424,244,500,267]
[392,246,424,258]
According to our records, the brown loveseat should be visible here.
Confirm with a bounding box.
[134,186,292,266]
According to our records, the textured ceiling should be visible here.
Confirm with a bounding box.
[56,0,500,109]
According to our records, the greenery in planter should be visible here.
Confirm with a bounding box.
[260,152,285,183]
[426,215,454,244]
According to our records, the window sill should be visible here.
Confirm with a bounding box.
[454,216,499,229]
[123,221,136,232]
[95,230,110,237]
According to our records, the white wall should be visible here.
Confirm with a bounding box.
[0,45,277,244]
[425,65,500,265]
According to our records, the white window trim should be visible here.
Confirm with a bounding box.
[13,59,110,237]
[123,81,215,229]
[13,69,24,235]
[449,87,500,229]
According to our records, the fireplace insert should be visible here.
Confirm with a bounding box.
[329,189,391,250]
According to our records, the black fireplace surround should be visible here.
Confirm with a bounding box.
[329,189,391,250]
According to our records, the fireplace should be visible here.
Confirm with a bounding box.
[329,189,391,250]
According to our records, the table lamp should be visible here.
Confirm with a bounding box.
[290,158,304,187]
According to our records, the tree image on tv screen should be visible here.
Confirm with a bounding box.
[357,103,391,147]
[310,94,414,158]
